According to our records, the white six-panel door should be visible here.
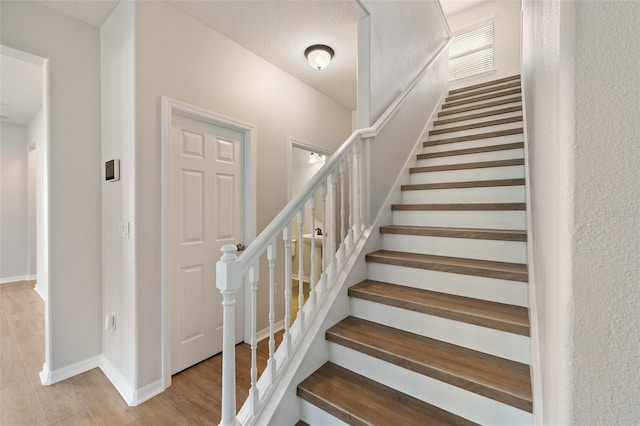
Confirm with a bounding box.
[169,113,244,374]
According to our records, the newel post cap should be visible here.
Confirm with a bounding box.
[216,244,242,292]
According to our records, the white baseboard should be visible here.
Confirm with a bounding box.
[0,275,36,285]
[99,356,136,406]
[39,355,101,385]
[33,282,46,301]
[256,319,285,342]
[99,356,164,406]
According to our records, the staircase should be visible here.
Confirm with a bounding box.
[296,75,533,425]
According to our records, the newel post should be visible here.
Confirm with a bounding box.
[217,244,242,426]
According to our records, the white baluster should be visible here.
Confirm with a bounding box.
[267,241,277,384]
[320,182,328,291]
[282,225,292,356]
[347,149,354,249]
[296,208,305,331]
[309,193,317,309]
[248,263,259,415]
[329,171,338,279]
[354,139,363,235]
[339,159,346,263]
[216,244,242,426]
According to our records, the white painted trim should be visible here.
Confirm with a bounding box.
[100,355,135,405]
[256,319,285,343]
[160,96,257,389]
[0,275,36,284]
[435,0,453,36]
[33,282,46,301]
[519,56,543,425]
[39,355,101,386]
[132,379,164,406]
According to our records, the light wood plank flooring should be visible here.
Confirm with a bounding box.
[0,280,279,425]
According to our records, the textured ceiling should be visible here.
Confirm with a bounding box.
[0,54,43,125]
[167,1,366,110]
[38,0,365,111]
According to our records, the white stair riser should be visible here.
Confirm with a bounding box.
[392,210,526,230]
[434,110,523,130]
[439,101,522,121]
[443,92,522,111]
[366,262,528,306]
[410,165,524,184]
[402,185,525,204]
[328,343,533,426]
[299,398,349,426]
[423,133,523,154]
[350,298,531,364]
[417,149,524,167]
[381,234,527,263]
[428,122,522,141]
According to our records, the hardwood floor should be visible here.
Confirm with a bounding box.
[0,280,280,425]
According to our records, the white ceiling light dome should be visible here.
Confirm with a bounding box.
[305,44,334,70]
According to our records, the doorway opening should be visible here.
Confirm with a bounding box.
[0,44,51,384]
[287,139,334,321]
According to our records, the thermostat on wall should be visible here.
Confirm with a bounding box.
[105,159,120,182]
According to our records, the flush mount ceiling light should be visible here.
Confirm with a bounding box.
[305,44,334,70]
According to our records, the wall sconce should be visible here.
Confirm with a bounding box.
[305,44,334,70]
[308,152,325,164]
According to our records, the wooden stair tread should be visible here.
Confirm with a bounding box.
[434,105,523,126]
[418,142,524,159]
[391,202,526,211]
[326,317,532,412]
[349,280,530,336]
[379,224,527,241]
[446,81,521,102]
[410,158,524,173]
[295,421,310,426]
[424,128,523,147]
[443,88,521,109]
[297,362,477,426]
[365,250,528,282]
[401,178,524,191]
[429,116,523,136]
[449,75,520,95]
[438,96,522,117]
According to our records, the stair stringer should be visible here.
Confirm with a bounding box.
[259,90,448,426]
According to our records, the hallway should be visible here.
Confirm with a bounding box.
[0,281,275,425]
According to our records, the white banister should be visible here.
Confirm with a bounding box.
[216,36,453,426]
[266,241,277,384]
[282,226,292,356]
[216,244,242,426]
[296,208,305,331]
[248,263,259,416]
[309,193,317,309]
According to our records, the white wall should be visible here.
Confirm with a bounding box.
[100,0,137,392]
[359,0,449,123]
[0,123,29,281]
[447,0,521,89]
[27,108,43,278]
[0,1,102,372]
[523,1,640,424]
[99,1,352,392]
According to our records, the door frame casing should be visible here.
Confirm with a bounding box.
[160,97,256,388]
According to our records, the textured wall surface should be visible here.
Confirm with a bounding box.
[523,1,640,424]
[571,2,640,423]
